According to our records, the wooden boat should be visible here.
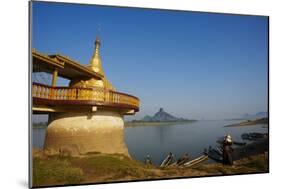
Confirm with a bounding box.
[183,154,208,167]
[176,153,189,166]
[241,132,268,141]
[233,141,246,146]
[216,146,223,155]
[167,161,178,167]
[205,147,223,162]
[241,133,252,140]
[167,153,190,167]
[160,153,174,167]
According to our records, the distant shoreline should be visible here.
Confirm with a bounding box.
[33,125,48,129]
[224,117,268,127]
[125,120,197,127]
[33,122,47,128]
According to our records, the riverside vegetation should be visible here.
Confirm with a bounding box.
[33,149,268,187]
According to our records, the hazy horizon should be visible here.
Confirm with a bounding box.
[32,2,268,121]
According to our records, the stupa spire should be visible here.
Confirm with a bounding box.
[88,36,105,76]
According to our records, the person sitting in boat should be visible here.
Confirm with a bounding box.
[176,153,189,166]
[222,134,234,166]
[145,154,152,165]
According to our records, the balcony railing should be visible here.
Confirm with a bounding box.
[32,82,139,110]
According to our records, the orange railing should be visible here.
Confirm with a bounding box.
[32,82,139,108]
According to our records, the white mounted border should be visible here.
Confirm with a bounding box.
[1,1,281,189]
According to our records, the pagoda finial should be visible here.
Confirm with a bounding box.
[94,36,101,56]
[88,36,104,76]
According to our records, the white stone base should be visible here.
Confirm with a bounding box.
[44,111,130,157]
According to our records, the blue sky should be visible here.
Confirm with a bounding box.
[32,2,268,120]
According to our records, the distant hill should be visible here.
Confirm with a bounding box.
[139,108,190,122]
[242,111,268,120]
[126,108,196,127]
[142,115,153,122]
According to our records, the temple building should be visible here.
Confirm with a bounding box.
[32,37,139,157]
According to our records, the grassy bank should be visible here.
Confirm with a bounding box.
[32,150,268,187]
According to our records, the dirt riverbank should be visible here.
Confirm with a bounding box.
[32,148,268,187]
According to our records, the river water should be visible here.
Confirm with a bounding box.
[33,120,268,165]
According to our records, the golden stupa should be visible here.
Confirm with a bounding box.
[70,37,115,90]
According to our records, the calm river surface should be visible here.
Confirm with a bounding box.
[33,120,268,165]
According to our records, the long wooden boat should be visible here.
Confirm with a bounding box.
[183,155,208,167]
[233,141,246,146]
[160,154,173,167]
[216,146,223,155]
[167,154,190,167]
[241,132,268,141]
[205,147,223,162]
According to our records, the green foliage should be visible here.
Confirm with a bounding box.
[70,154,152,180]
[32,153,268,187]
[33,157,84,186]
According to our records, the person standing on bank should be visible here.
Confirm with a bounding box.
[222,134,234,165]
[145,154,152,165]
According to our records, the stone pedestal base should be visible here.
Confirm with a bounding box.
[44,111,130,157]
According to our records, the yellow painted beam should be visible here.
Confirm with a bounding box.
[32,106,57,112]
[51,68,58,87]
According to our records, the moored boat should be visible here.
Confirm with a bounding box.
[160,152,174,167]
[241,132,268,141]
[183,154,208,167]
[205,146,223,162]
[176,153,189,166]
